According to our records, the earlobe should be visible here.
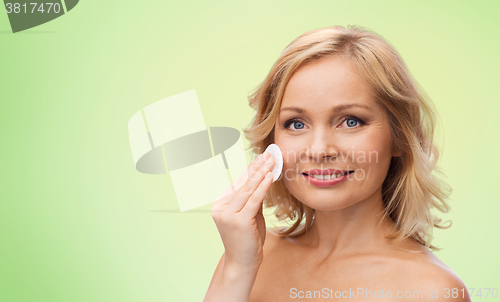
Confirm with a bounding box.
[392,146,402,157]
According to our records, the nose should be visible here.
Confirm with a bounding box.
[305,127,339,163]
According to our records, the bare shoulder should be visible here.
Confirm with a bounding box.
[389,246,471,302]
[415,255,470,301]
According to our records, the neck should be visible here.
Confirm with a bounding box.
[299,186,397,258]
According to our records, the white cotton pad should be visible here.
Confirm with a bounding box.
[264,144,283,182]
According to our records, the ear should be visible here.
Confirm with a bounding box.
[392,146,402,157]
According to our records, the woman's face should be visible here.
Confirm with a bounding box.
[274,55,399,211]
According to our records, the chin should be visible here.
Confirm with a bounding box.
[304,199,356,211]
[286,187,357,211]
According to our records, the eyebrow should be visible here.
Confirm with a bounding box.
[280,103,373,113]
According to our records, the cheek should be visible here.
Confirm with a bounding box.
[278,147,300,178]
[352,127,393,163]
[275,134,303,181]
[354,141,385,164]
[350,137,393,183]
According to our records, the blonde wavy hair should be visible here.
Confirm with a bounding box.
[242,25,452,251]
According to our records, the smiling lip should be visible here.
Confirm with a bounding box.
[300,169,354,188]
[302,171,353,187]
[302,169,353,176]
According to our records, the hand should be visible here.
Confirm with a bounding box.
[211,151,275,273]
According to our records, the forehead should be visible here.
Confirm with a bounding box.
[281,56,376,111]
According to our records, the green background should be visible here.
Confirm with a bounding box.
[1,0,498,301]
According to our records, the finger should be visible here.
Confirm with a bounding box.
[227,155,274,213]
[230,154,263,192]
[227,154,273,212]
[212,154,269,216]
[214,153,264,205]
[216,153,267,205]
[240,171,273,219]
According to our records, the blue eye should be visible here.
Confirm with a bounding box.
[283,116,364,131]
[292,121,305,129]
[342,116,365,129]
[283,119,305,130]
[346,119,358,127]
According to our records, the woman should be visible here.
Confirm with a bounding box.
[204,25,470,301]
